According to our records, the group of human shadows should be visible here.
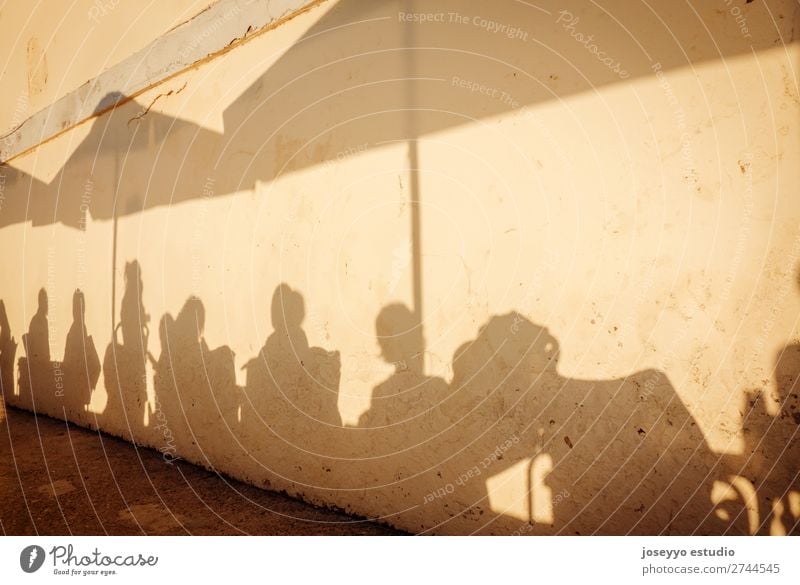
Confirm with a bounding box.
[0,260,798,535]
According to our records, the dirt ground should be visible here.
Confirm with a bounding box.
[0,403,401,535]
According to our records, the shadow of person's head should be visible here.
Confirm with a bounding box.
[452,312,559,387]
[72,289,85,322]
[271,284,304,332]
[375,303,422,373]
[124,260,142,291]
[487,312,559,372]
[37,288,48,316]
[176,296,205,339]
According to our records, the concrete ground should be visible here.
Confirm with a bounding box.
[0,403,400,535]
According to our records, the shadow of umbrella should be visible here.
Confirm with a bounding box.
[1,0,785,230]
[40,92,222,327]
[3,91,221,230]
[48,91,221,225]
[0,165,51,228]
[217,0,783,187]
[216,0,786,353]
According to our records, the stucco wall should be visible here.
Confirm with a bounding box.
[1,0,799,535]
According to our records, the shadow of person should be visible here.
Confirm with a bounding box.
[267,284,342,427]
[357,303,448,477]
[18,288,61,412]
[24,288,50,362]
[62,290,101,426]
[152,297,204,463]
[755,346,800,533]
[241,284,342,478]
[710,273,800,536]
[716,340,800,535]
[102,261,150,440]
[435,312,724,535]
[151,296,239,469]
[265,283,311,385]
[718,382,800,535]
[0,299,17,400]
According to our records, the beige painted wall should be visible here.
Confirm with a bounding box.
[1,0,799,535]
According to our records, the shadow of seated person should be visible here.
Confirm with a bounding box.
[716,344,800,535]
[62,290,101,424]
[437,312,724,535]
[152,297,206,463]
[358,304,448,464]
[18,289,61,413]
[0,299,17,399]
[152,296,239,469]
[102,261,149,441]
[242,284,342,469]
[25,288,50,363]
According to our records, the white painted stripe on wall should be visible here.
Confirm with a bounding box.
[0,0,320,163]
